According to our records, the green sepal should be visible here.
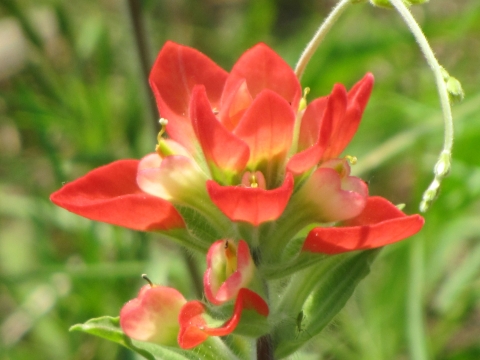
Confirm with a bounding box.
[70,316,237,360]
[271,249,381,359]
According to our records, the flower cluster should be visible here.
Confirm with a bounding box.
[51,42,424,352]
[120,240,267,349]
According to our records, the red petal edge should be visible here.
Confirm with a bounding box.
[206,172,294,226]
[50,160,185,231]
[302,196,424,254]
[222,43,302,110]
[149,41,228,152]
[178,288,269,349]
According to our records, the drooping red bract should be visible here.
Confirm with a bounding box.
[178,288,269,349]
[302,196,425,254]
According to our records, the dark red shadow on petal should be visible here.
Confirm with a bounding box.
[222,43,302,110]
[178,288,269,349]
[50,160,185,231]
[302,196,424,254]
[206,173,294,226]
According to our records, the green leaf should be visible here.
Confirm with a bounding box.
[70,316,240,360]
[272,249,380,358]
[70,316,165,360]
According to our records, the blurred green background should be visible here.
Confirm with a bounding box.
[0,0,479,359]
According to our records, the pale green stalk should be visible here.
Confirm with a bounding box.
[389,0,454,212]
[294,0,353,80]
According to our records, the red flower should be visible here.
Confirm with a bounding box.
[51,41,423,254]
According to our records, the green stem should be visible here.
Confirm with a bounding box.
[388,0,454,212]
[294,0,353,80]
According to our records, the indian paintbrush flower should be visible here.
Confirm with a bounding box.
[52,41,425,356]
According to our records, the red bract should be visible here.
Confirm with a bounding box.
[50,160,185,231]
[302,196,425,254]
[178,288,269,349]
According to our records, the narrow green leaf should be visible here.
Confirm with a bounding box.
[70,316,156,360]
[272,249,380,358]
[70,316,239,360]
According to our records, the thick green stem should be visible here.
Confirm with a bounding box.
[294,0,353,80]
[389,0,454,212]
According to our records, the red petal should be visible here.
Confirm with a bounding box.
[234,89,295,167]
[204,288,269,336]
[50,160,184,231]
[286,144,323,175]
[303,196,425,254]
[177,301,209,349]
[218,79,254,131]
[190,85,250,174]
[178,288,268,349]
[297,96,328,151]
[222,43,302,109]
[321,73,374,159]
[206,173,294,226]
[150,42,228,151]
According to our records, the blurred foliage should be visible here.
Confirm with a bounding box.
[0,0,479,359]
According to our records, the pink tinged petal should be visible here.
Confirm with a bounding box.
[149,41,228,151]
[241,171,266,189]
[234,89,296,168]
[190,86,250,173]
[297,163,368,223]
[206,172,294,226]
[137,154,207,202]
[204,240,255,305]
[322,73,374,159]
[219,79,254,131]
[302,196,425,254]
[120,285,187,346]
[178,288,269,349]
[222,43,302,109]
[50,160,185,231]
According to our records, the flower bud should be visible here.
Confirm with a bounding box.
[120,285,186,346]
[204,240,255,305]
